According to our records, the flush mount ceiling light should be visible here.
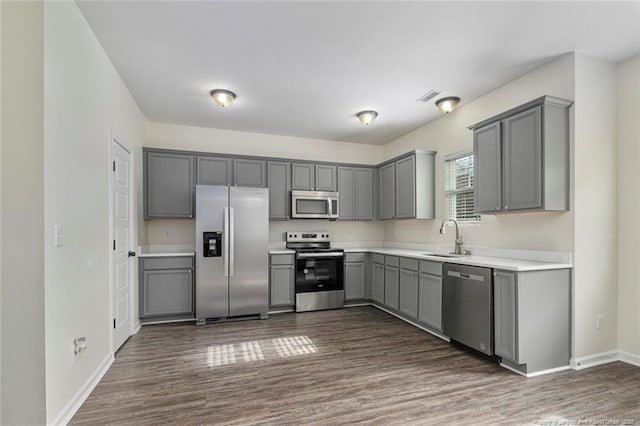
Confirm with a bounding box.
[210,89,236,108]
[356,110,378,126]
[435,96,461,114]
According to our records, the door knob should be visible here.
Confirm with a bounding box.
[128,251,136,257]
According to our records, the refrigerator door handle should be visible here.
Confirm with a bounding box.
[223,206,229,277]
[229,206,235,277]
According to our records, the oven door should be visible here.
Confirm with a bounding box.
[295,253,344,293]
[291,191,339,219]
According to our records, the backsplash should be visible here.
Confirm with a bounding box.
[144,219,384,245]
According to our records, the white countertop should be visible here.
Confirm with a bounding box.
[269,246,572,272]
[138,244,195,258]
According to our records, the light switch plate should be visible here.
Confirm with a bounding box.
[54,225,63,247]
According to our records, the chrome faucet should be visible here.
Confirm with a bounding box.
[439,218,464,255]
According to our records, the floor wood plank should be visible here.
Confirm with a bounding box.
[71,307,640,425]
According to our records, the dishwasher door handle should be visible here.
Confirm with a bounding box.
[446,270,485,282]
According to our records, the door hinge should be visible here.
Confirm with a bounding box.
[112,161,116,172]
[113,240,116,250]
[113,319,116,329]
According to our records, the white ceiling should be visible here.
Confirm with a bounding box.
[77,1,640,145]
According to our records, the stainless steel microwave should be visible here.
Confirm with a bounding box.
[291,190,339,219]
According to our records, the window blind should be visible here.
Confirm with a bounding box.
[444,153,480,223]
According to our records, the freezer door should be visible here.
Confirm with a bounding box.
[229,186,269,316]
[195,185,229,319]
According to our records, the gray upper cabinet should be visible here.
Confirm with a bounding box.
[379,163,396,219]
[378,151,435,220]
[291,163,315,190]
[338,167,355,219]
[267,161,291,220]
[469,95,573,213]
[473,122,502,213]
[338,167,373,220]
[316,165,337,191]
[395,155,416,219]
[233,159,267,187]
[292,163,337,191]
[196,156,232,186]
[145,151,195,219]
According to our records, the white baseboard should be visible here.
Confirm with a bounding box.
[571,350,624,370]
[618,350,640,367]
[132,320,141,335]
[49,353,114,426]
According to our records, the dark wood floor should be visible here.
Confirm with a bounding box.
[72,307,640,425]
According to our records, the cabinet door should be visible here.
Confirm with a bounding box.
[384,265,400,311]
[268,161,291,220]
[145,152,194,218]
[418,273,442,331]
[395,155,416,219]
[473,121,502,213]
[338,167,355,219]
[379,163,396,219]
[234,159,267,187]
[345,262,366,300]
[141,269,193,317]
[503,106,542,211]
[494,270,518,362]
[355,168,373,220]
[399,268,419,320]
[196,156,232,186]
[291,163,315,190]
[372,263,385,304]
[269,264,294,307]
[316,165,337,191]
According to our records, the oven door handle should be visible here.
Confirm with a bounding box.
[297,252,344,258]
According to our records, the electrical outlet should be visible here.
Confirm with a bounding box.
[163,228,171,239]
[73,337,87,355]
[54,224,64,247]
[596,315,604,330]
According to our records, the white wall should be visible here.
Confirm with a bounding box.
[43,2,146,423]
[0,2,47,424]
[382,54,575,251]
[144,122,386,245]
[573,54,618,358]
[616,54,640,358]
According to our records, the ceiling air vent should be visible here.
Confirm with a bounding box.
[417,90,442,103]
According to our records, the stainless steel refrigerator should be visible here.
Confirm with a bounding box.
[195,185,269,323]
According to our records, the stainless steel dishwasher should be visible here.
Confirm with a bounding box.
[442,263,494,356]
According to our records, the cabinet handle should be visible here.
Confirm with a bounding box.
[290,266,294,269]
[504,206,509,210]
[495,206,500,211]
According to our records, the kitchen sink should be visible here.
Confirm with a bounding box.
[421,253,466,258]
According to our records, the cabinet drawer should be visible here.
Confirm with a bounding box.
[345,252,366,263]
[420,260,442,276]
[385,256,399,267]
[400,257,419,271]
[270,254,295,265]
[372,253,385,264]
[141,257,193,270]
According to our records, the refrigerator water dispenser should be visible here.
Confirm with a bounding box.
[203,231,222,257]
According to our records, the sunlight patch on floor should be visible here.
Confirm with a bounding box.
[205,335,318,367]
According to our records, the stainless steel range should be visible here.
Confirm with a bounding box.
[286,231,344,312]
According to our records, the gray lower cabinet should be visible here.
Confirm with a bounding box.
[493,268,571,374]
[379,163,396,219]
[139,256,194,320]
[145,151,195,219]
[469,95,572,213]
[234,159,267,187]
[371,262,385,304]
[345,261,366,301]
[196,156,232,186]
[384,264,400,311]
[399,267,419,320]
[338,167,373,220]
[267,161,291,220]
[269,254,295,308]
[418,272,442,331]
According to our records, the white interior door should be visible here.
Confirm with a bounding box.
[112,140,132,351]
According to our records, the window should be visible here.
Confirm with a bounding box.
[444,153,480,224]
